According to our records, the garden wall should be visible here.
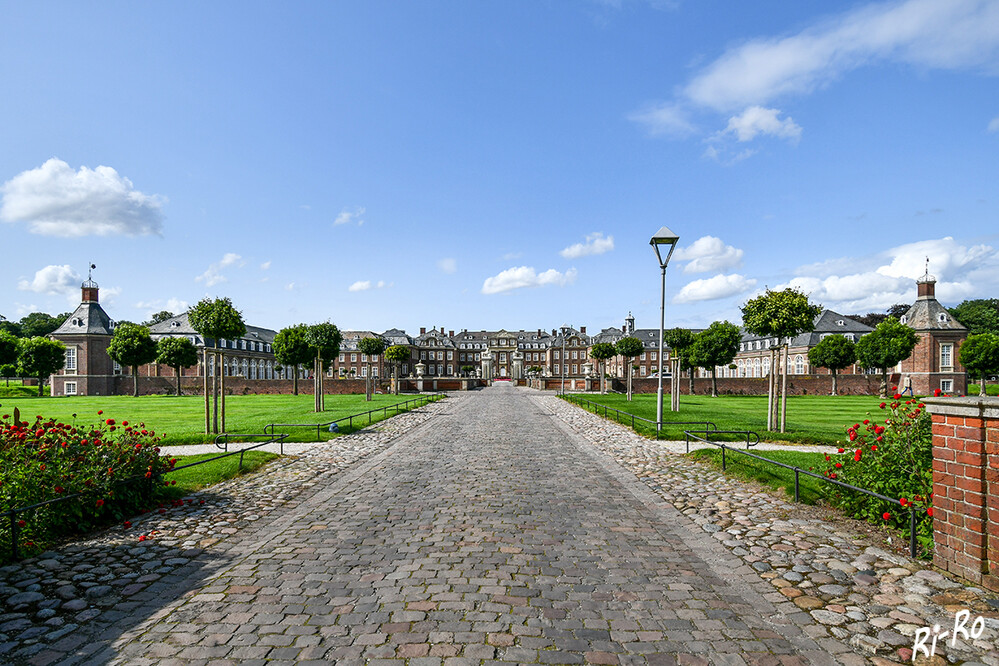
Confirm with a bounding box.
[110,376,480,396]
[924,397,999,592]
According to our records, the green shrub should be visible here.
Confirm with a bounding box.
[0,408,174,561]
[819,393,933,554]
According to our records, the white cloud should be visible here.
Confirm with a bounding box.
[672,235,744,273]
[684,0,999,112]
[260,260,271,270]
[482,266,578,295]
[0,158,165,237]
[989,117,999,132]
[195,253,243,287]
[627,103,695,137]
[15,303,39,318]
[674,274,756,303]
[348,280,388,292]
[285,282,296,291]
[437,258,457,274]
[560,232,615,259]
[720,106,801,142]
[334,206,365,226]
[135,297,190,316]
[17,264,81,295]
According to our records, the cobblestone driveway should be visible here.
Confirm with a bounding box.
[106,385,840,665]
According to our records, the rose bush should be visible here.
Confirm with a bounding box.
[1,408,174,561]
[819,392,934,554]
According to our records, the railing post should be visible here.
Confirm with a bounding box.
[721,445,726,471]
[10,512,19,561]
[239,450,245,470]
[794,469,800,503]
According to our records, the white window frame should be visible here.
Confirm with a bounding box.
[940,343,953,370]
[65,347,77,372]
[65,381,77,395]
[941,379,953,393]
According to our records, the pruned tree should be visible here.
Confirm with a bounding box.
[688,321,741,398]
[854,317,919,398]
[156,336,199,396]
[305,322,342,412]
[958,333,999,396]
[588,342,617,394]
[663,327,696,407]
[19,312,69,338]
[950,299,999,335]
[742,288,822,432]
[272,324,312,395]
[107,323,158,398]
[615,337,644,401]
[384,345,411,394]
[0,331,18,371]
[17,337,66,396]
[188,297,246,434]
[358,337,386,401]
[807,334,856,395]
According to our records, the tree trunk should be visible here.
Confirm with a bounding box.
[879,368,888,398]
[37,376,44,397]
[212,349,219,434]
[831,368,838,396]
[600,361,605,394]
[627,362,633,400]
[366,362,372,401]
[314,356,320,412]
[780,345,789,433]
[687,366,694,395]
[980,375,987,397]
[220,351,227,433]
[292,365,298,396]
[710,367,718,397]
[766,349,775,431]
[203,349,210,434]
[175,364,182,396]
[132,366,139,397]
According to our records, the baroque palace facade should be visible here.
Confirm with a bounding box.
[49,273,966,396]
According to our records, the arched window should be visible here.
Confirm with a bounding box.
[762,357,771,376]
[737,360,745,377]
[754,358,761,377]
[794,355,804,374]
[242,358,249,377]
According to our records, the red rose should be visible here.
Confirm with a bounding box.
[879,402,886,409]
[835,462,842,468]
[95,499,104,507]
[17,519,26,527]
[934,388,942,396]
[138,535,147,541]
[854,450,862,462]
[899,497,908,506]
[927,507,934,517]
[97,410,103,415]
[838,448,845,454]
[122,421,128,426]
[106,419,114,425]
[124,521,132,528]
[882,512,890,521]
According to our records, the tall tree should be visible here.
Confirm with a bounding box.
[272,324,312,395]
[588,342,617,394]
[143,310,175,326]
[958,333,999,396]
[19,312,68,338]
[742,288,822,432]
[664,328,696,405]
[855,318,919,398]
[807,334,857,395]
[950,299,999,335]
[0,317,22,337]
[156,337,199,396]
[188,298,246,434]
[358,336,386,401]
[384,345,411,395]
[17,337,66,396]
[0,331,18,369]
[305,322,342,412]
[688,321,741,398]
[615,337,644,401]
[107,323,159,397]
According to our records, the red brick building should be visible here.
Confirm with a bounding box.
[898,272,968,395]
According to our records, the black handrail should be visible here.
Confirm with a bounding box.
[262,392,446,441]
[561,394,716,440]
[683,429,923,558]
[2,433,288,562]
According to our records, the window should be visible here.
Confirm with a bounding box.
[572,350,578,360]
[447,364,453,375]
[64,381,77,395]
[640,352,646,361]
[640,366,646,376]
[938,313,948,323]
[339,353,345,362]
[113,361,122,375]
[420,351,427,360]
[65,347,77,372]
[372,367,378,377]
[794,355,804,374]
[500,352,507,362]
[572,364,578,374]
[447,351,453,360]
[403,363,409,374]
[362,367,368,377]
[437,364,443,375]
[554,364,561,375]
[554,351,560,360]
[475,353,480,361]
[941,379,953,392]
[940,343,953,369]
[651,351,657,361]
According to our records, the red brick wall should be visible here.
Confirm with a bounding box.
[925,397,998,591]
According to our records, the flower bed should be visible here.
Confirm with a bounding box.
[820,390,934,554]
[0,407,175,562]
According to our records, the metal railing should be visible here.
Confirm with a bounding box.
[561,394,717,441]
[2,433,288,562]
[262,392,446,441]
[683,429,924,558]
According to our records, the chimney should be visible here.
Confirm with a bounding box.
[82,284,99,303]
[552,328,556,336]
[449,330,454,338]
[420,327,426,335]
[917,278,936,299]
[580,326,586,334]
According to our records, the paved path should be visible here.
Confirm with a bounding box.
[109,385,835,665]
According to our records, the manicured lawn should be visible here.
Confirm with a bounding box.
[160,451,280,499]
[0,393,441,446]
[969,383,999,396]
[564,393,889,444]
[686,448,831,504]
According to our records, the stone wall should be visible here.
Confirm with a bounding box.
[924,397,999,592]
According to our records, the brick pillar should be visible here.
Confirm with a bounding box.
[923,397,999,591]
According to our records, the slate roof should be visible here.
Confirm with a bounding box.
[902,282,966,331]
[147,313,276,345]
[52,302,114,336]
[740,309,872,347]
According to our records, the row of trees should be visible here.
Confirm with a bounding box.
[0,332,68,395]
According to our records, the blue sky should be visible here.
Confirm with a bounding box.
[2,0,997,335]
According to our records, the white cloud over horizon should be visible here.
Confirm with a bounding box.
[17,264,81,296]
[482,266,578,295]
[674,273,756,303]
[672,235,744,273]
[560,232,615,259]
[437,258,457,274]
[0,158,166,237]
[195,253,243,287]
[334,206,366,226]
[348,279,388,292]
[135,297,190,318]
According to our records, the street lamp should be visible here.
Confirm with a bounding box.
[560,324,570,394]
[650,226,679,432]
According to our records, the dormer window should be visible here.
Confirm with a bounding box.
[836,320,845,326]
[900,315,907,324]
[938,313,948,323]
[171,321,181,328]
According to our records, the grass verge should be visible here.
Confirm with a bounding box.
[686,448,830,504]
[159,450,280,499]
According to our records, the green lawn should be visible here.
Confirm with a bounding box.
[0,393,441,446]
[969,383,999,396]
[686,448,831,504]
[565,393,888,444]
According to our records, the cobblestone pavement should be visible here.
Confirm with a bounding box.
[2,386,996,665]
[105,384,844,666]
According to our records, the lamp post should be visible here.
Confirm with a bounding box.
[650,226,679,433]
[560,324,570,394]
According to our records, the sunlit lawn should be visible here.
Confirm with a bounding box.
[565,393,888,445]
[0,392,440,446]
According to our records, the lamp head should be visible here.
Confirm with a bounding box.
[650,225,679,268]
